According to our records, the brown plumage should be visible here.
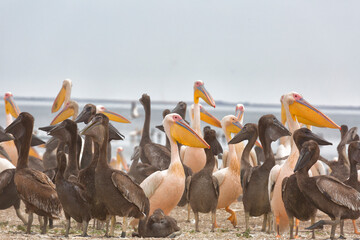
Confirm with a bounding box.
[229,114,290,233]
[75,104,97,169]
[5,112,62,234]
[139,94,170,170]
[186,126,221,232]
[319,125,356,181]
[55,151,91,237]
[295,140,360,239]
[281,128,332,239]
[81,113,149,237]
[136,208,180,238]
[48,119,79,180]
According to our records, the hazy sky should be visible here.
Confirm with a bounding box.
[1,1,359,106]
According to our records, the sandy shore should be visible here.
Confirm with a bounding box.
[1,201,360,239]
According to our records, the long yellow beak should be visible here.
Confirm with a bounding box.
[99,107,131,123]
[192,105,221,128]
[50,103,75,125]
[52,84,68,113]
[171,119,210,148]
[228,121,243,134]
[4,93,20,118]
[289,97,340,129]
[194,85,216,108]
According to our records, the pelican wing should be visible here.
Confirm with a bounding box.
[243,167,255,190]
[213,168,227,186]
[112,171,148,214]
[143,143,170,170]
[68,178,90,203]
[140,170,164,199]
[212,176,220,198]
[316,176,360,211]
[0,169,14,194]
[15,169,61,218]
[268,165,281,202]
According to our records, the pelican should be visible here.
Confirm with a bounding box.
[222,104,259,168]
[181,80,216,174]
[140,113,209,216]
[2,92,42,163]
[268,92,340,237]
[109,147,129,172]
[212,115,242,227]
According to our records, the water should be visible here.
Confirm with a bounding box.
[1,98,360,164]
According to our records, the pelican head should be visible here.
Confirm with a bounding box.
[4,92,20,118]
[221,115,243,136]
[50,100,79,125]
[235,104,245,122]
[97,105,131,123]
[75,104,97,124]
[81,113,109,145]
[193,80,216,108]
[282,92,340,129]
[52,79,72,113]
[163,113,209,148]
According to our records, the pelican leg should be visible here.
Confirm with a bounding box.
[194,211,199,232]
[289,216,294,239]
[310,215,315,239]
[14,207,27,225]
[41,216,48,234]
[294,218,299,239]
[275,215,281,238]
[261,213,267,232]
[65,217,71,237]
[225,206,237,227]
[267,212,273,234]
[26,212,33,234]
[330,217,341,240]
[245,211,250,231]
[82,220,90,237]
[38,215,43,228]
[121,217,127,238]
[104,216,110,237]
[49,218,53,229]
[211,210,216,232]
[110,215,116,236]
[187,203,191,222]
[353,220,360,234]
[339,219,345,239]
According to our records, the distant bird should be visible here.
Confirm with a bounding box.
[131,101,140,119]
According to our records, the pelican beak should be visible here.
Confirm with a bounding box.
[50,103,74,125]
[4,93,20,118]
[192,105,221,128]
[194,85,216,108]
[99,108,131,124]
[52,84,68,113]
[80,117,101,136]
[289,97,340,129]
[255,140,262,148]
[229,121,243,134]
[171,119,210,148]
[294,147,311,172]
[0,131,14,142]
